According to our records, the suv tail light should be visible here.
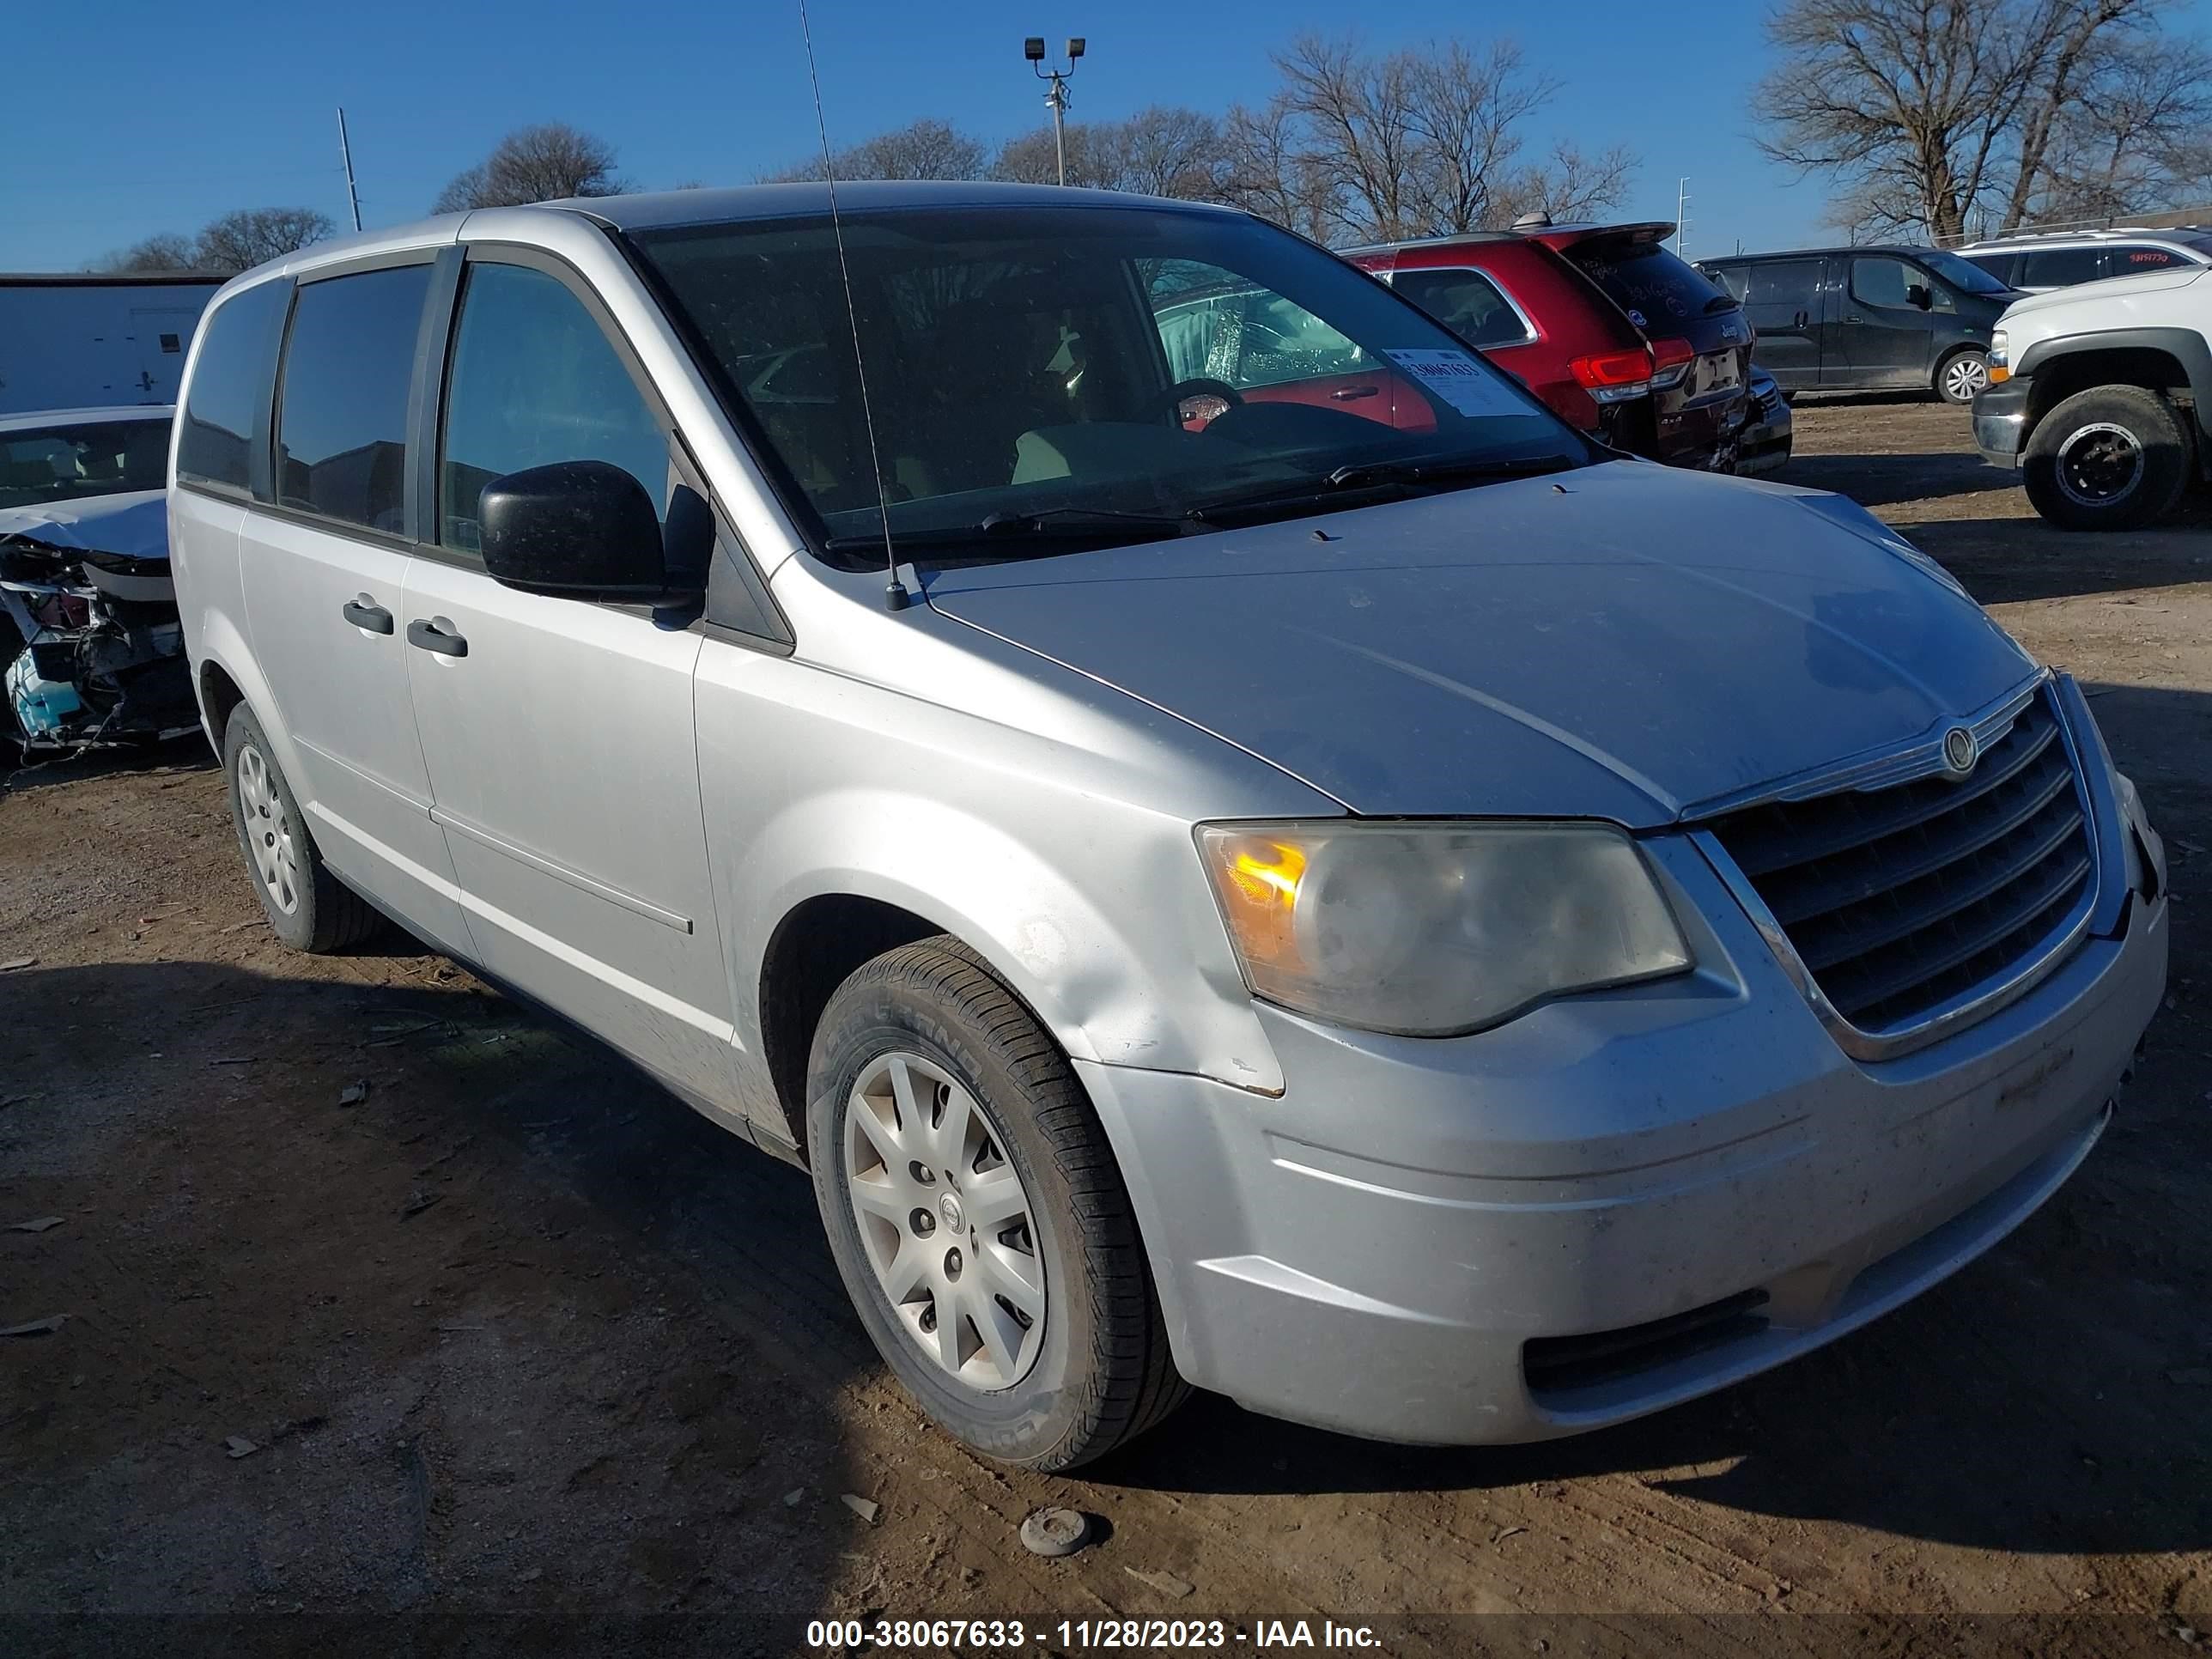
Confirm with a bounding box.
[1570,347,1653,404]
[1648,337,1696,389]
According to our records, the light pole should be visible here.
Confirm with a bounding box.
[1024,35,1085,186]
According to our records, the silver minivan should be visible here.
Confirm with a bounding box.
[169,184,2168,1471]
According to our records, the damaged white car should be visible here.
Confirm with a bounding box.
[1,405,196,759]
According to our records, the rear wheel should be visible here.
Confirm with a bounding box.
[222,706,380,951]
[1936,348,1990,404]
[806,936,1187,1471]
[2022,384,2191,531]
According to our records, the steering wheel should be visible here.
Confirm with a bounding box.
[1154,377,1245,428]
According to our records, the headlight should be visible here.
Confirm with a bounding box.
[1194,820,1693,1036]
[1988,329,2008,383]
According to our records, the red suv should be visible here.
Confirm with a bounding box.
[1350,222,1752,471]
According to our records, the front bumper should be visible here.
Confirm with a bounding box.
[1082,826,2166,1445]
[1973,375,2033,466]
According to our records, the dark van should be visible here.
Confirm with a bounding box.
[1697,246,2017,404]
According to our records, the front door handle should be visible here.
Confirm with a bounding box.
[1330,385,1381,401]
[341,598,393,635]
[1846,314,1863,324]
[406,617,468,658]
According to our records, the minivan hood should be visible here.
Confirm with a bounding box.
[924,462,2035,828]
[2003,264,2207,321]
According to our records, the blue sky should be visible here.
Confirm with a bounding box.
[6,0,2208,271]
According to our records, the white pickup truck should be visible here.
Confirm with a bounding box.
[1972,263,2210,529]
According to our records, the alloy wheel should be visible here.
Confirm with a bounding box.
[1943,355,1990,401]
[235,743,301,915]
[841,1051,1046,1390]
[2054,421,2146,508]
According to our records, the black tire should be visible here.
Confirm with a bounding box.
[1935,347,1990,405]
[806,936,1187,1471]
[222,706,380,952]
[2022,384,2191,531]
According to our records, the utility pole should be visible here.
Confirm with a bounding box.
[337,107,363,234]
[1024,36,1085,185]
[1674,177,1691,258]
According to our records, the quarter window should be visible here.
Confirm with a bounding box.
[2112,245,2181,270]
[439,262,671,554]
[177,278,291,495]
[1391,268,1534,349]
[275,265,433,532]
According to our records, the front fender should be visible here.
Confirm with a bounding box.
[2016,325,2212,441]
[738,784,1288,1092]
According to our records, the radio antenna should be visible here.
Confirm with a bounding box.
[798,0,909,611]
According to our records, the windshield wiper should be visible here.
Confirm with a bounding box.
[822,506,1198,559]
[1322,450,1577,491]
[1703,294,1741,314]
[1182,450,1579,527]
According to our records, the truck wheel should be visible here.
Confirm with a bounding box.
[2023,386,2191,530]
[806,936,1188,1471]
[1936,349,1990,404]
[222,706,381,951]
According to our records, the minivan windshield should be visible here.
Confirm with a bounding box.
[634,204,1584,563]
[1917,250,2012,296]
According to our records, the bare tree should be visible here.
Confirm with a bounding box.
[1755,0,2204,240]
[991,107,1234,198]
[1260,33,1634,242]
[763,118,991,183]
[89,233,203,274]
[1109,107,1237,198]
[2035,32,2212,218]
[994,123,1113,187]
[193,208,336,273]
[1219,101,1335,238]
[434,124,628,211]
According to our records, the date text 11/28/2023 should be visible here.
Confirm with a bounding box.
[803,1618,1384,1650]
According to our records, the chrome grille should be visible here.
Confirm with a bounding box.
[1705,691,2094,1033]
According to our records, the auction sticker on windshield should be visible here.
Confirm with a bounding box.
[1381,349,1526,418]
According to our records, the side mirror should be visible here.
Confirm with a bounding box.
[479,460,678,603]
[1906,283,1933,311]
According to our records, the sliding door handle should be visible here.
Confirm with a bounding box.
[341,599,393,635]
[406,617,468,658]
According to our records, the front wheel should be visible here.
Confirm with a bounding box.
[1936,349,1990,405]
[2021,385,2191,531]
[806,937,1187,1471]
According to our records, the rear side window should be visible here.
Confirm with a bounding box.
[1963,252,2017,286]
[2019,246,2107,287]
[1392,268,1534,349]
[1566,240,1729,326]
[275,265,433,533]
[439,262,672,555]
[1745,260,1823,308]
[177,279,291,495]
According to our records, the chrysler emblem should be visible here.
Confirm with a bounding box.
[1942,725,1978,776]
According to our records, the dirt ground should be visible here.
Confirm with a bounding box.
[4,400,2210,1657]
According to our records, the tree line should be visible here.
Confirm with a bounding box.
[89,8,2212,275]
[1758,0,2212,241]
[760,35,1637,245]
